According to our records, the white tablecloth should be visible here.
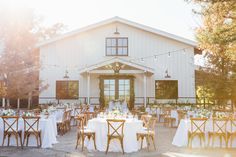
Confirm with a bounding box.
[85,118,146,153]
[172,119,236,148]
[0,115,58,148]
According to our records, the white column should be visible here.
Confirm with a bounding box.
[143,72,147,108]
[2,97,5,107]
[87,72,90,104]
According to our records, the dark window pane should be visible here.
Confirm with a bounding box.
[155,80,178,99]
[118,38,123,46]
[122,48,128,55]
[123,39,128,46]
[118,48,123,55]
[111,48,116,55]
[106,38,128,56]
[106,47,112,55]
[106,39,112,46]
[111,39,116,46]
[56,81,79,99]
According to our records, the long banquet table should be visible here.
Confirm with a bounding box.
[84,117,147,153]
[172,119,236,148]
[0,114,58,148]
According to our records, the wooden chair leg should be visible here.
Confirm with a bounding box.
[75,134,79,149]
[26,134,30,146]
[19,133,23,149]
[39,132,42,147]
[120,138,124,154]
[151,135,156,150]
[106,138,110,154]
[15,134,19,147]
[7,134,11,146]
[36,134,39,147]
[93,134,97,150]
[2,134,6,146]
[208,134,211,147]
[141,136,144,149]
[81,137,84,151]
[146,135,150,151]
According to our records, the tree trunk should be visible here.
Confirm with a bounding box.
[2,98,5,108]
[28,93,31,109]
[17,98,20,109]
[7,99,10,107]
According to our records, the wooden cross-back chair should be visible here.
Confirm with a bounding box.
[22,116,41,147]
[227,118,236,148]
[1,116,23,148]
[137,117,157,150]
[57,111,67,135]
[141,114,152,129]
[75,115,96,151]
[83,112,96,126]
[188,118,208,148]
[163,108,176,128]
[71,107,83,126]
[208,118,228,147]
[159,107,171,122]
[106,119,126,154]
[65,110,72,131]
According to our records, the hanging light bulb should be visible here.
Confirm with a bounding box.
[154,55,158,61]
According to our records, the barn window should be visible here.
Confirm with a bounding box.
[155,80,178,99]
[56,80,79,99]
[106,37,128,56]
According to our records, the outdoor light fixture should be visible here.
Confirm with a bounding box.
[112,62,122,74]
[165,69,171,78]
[114,27,120,35]
[63,70,69,79]
[154,55,158,61]
[168,52,171,57]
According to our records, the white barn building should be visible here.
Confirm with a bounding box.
[37,17,199,108]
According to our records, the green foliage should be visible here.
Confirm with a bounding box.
[0,5,65,100]
[190,0,236,102]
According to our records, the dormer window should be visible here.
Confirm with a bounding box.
[106,37,128,56]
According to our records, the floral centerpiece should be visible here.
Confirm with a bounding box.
[22,111,34,117]
[215,112,227,119]
[195,109,211,118]
[2,109,15,116]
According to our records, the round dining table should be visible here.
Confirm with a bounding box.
[84,117,147,153]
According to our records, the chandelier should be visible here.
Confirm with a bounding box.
[106,62,124,74]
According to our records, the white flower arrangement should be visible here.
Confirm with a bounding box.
[215,112,227,119]
[22,111,34,117]
[2,109,15,116]
[195,109,211,118]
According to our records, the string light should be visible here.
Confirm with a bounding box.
[1,47,194,74]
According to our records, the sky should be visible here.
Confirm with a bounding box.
[1,0,204,64]
[2,0,202,41]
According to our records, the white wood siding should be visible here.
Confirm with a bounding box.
[39,22,195,103]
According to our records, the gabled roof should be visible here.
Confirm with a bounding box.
[37,16,197,48]
[79,57,155,74]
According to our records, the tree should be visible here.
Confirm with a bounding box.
[190,0,236,106]
[0,5,65,108]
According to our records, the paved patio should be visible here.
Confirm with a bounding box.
[0,124,235,157]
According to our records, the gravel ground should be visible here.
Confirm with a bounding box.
[0,124,236,157]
